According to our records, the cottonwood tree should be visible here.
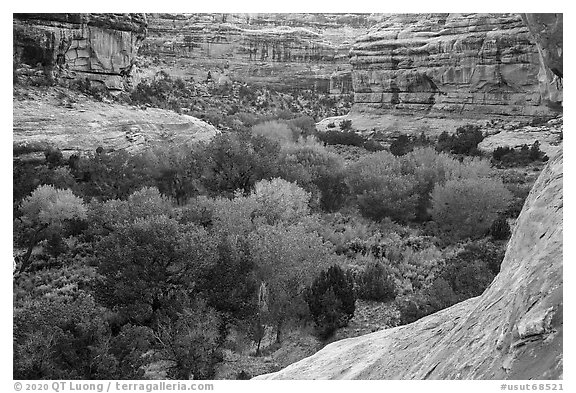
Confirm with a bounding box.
[247,223,337,343]
[15,185,87,274]
[346,151,419,223]
[278,142,348,211]
[431,177,512,239]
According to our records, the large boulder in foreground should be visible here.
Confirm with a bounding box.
[256,149,563,380]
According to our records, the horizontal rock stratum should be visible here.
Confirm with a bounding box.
[349,14,560,122]
[256,149,563,380]
[140,13,376,94]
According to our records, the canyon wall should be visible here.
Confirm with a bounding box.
[521,14,563,105]
[139,13,377,93]
[346,13,561,134]
[13,13,147,90]
[257,13,563,380]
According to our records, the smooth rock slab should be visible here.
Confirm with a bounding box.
[13,89,219,155]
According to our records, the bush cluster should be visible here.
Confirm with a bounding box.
[430,177,512,240]
[492,141,548,168]
[316,130,384,152]
[355,262,397,302]
[389,132,433,156]
[397,240,505,324]
[345,147,506,234]
[436,124,484,156]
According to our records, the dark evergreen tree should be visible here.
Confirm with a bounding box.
[305,265,356,339]
[356,262,397,302]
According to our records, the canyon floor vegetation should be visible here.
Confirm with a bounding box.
[13,81,548,378]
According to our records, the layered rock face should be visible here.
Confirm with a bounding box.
[256,149,563,380]
[349,13,561,129]
[13,13,147,90]
[140,13,376,93]
[477,14,563,156]
[257,14,563,380]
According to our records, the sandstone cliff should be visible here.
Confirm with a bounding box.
[139,13,377,93]
[342,13,561,135]
[476,14,563,156]
[13,13,147,90]
[257,13,563,380]
[255,149,563,380]
[521,14,563,109]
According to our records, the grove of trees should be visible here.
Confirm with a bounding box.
[13,120,527,379]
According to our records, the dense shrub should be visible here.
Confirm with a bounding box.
[318,130,365,147]
[305,265,356,339]
[15,185,87,273]
[430,177,512,239]
[355,262,397,302]
[492,146,515,161]
[397,278,458,325]
[200,240,258,319]
[339,119,353,131]
[396,240,504,326]
[492,141,548,168]
[286,115,317,137]
[317,130,384,152]
[490,216,511,240]
[251,178,311,225]
[436,124,484,156]
[447,240,506,277]
[155,300,224,380]
[14,294,115,379]
[390,132,433,156]
[349,234,443,296]
[72,150,155,201]
[251,121,296,145]
[504,186,531,219]
[440,241,504,298]
[129,71,192,112]
[397,239,504,325]
[202,133,281,196]
[279,142,349,211]
[346,151,419,223]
